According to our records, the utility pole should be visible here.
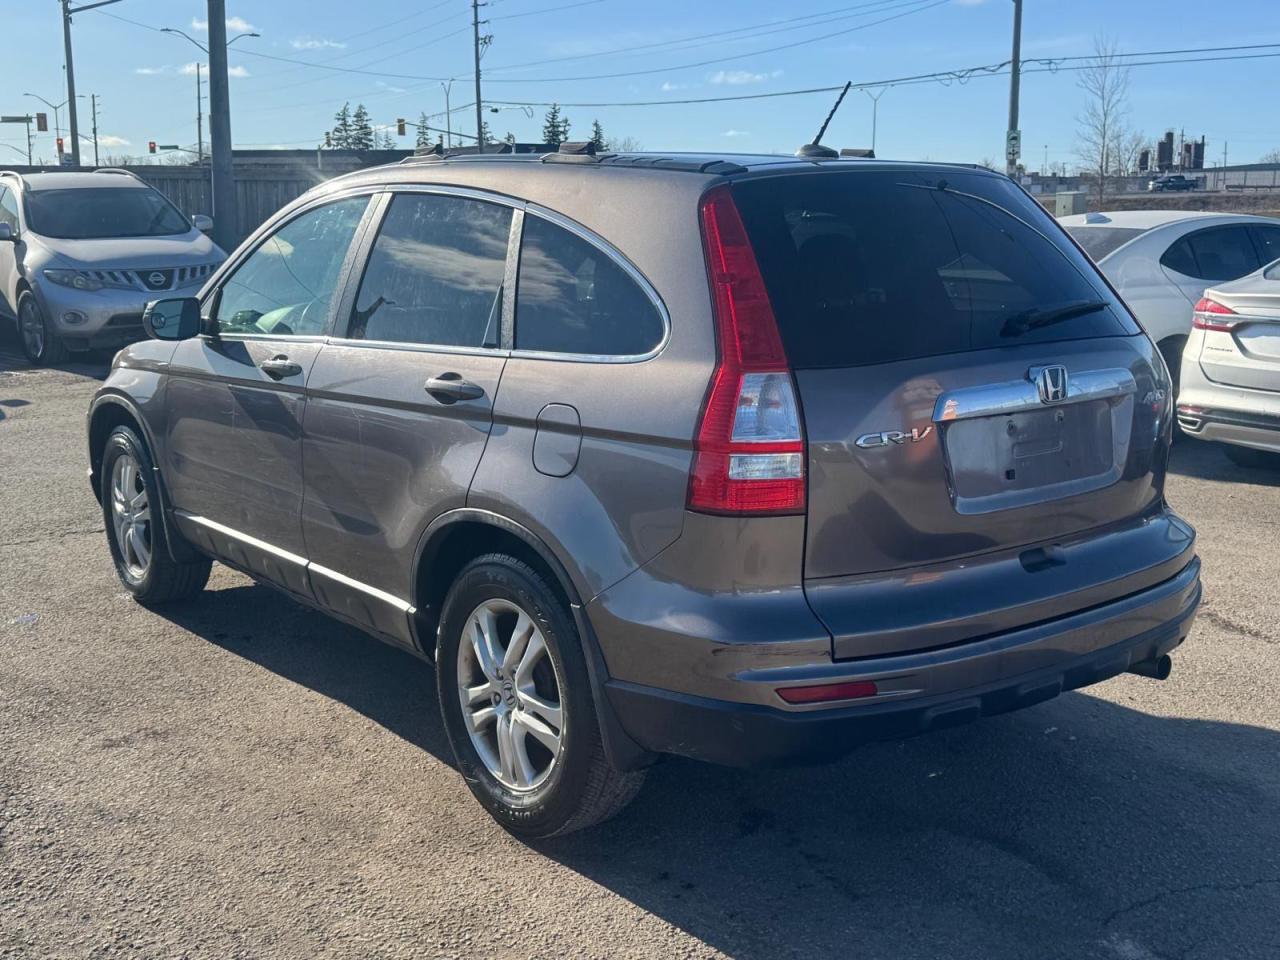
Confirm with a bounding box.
[863,88,885,154]
[207,0,237,250]
[58,0,123,167]
[90,94,99,166]
[25,116,33,165]
[196,62,205,163]
[441,80,453,149]
[1005,0,1022,177]
[472,0,487,153]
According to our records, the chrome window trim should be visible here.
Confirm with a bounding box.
[513,202,672,364]
[324,336,509,359]
[175,511,416,614]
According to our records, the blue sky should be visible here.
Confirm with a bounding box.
[3,0,1279,167]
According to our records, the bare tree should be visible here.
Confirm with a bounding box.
[1262,148,1280,164]
[1075,36,1131,206]
[1110,130,1147,178]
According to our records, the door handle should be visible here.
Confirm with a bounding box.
[425,373,485,403]
[260,355,302,380]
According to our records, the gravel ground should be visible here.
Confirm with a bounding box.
[2,336,1278,960]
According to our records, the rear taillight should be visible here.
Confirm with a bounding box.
[688,185,805,516]
[1192,297,1238,331]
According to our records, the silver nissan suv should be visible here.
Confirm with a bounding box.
[86,147,1201,838]
[0,169,223,364]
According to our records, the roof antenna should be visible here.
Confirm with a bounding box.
[797,81,851,159]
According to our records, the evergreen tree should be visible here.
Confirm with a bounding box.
[379,130,396,149]
[330,102,353,149]
[590,119,607,152]
[504,131,516,147]
[480,118,495,147]
[415,112,432,151]
[350,104,375,150]
[542,104,570,147]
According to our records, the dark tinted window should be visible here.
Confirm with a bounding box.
[1182,226,1259,282]
[733,171,1137,369]
[1251,225,1280,269]
[1065,226,1146,262]
[515,215,663,356]
[25,187,190,239]
[1160,237,1198,277]
[348,194,511,347]
[215,196,369,337]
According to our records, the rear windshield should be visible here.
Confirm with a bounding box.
[25,187,190,240]
[1065,226,1146,262]
[732,170,1138,369]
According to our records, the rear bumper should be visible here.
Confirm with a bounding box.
[1178,404,1280,453]
[605,556,1200,767]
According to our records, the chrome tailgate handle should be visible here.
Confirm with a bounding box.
[933,368,1136,423]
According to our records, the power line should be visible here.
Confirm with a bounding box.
[490,0,611,21]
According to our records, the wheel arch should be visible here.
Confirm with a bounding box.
[413,509,654,772]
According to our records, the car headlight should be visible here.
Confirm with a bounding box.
[43,269,104,292]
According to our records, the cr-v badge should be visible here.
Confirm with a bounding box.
[855,426,934,449]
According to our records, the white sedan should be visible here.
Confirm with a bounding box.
[1059,210,1280,392]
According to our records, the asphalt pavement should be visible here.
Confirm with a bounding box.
[2,335,1278,960]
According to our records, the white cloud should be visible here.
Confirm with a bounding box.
[179,62,249,78]
[291,37,346,50]
[709,69,782,86]
[192,15,256,32]
[98,135,130,147]
[723,129,750,138]
[134,66,166,75]
[375,80,407,94]
[660,81,687,92]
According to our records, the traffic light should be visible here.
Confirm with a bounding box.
[148,141,157,155]
[36,113,48,133]
[56,136,64,155]
[396,118,406,137]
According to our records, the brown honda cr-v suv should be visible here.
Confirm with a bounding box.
[87,146,1200,837]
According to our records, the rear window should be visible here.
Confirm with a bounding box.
[1065,226,1146,262]
[25,187,190,240]
[732,170,1138,369]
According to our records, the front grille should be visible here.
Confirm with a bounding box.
[83,263,219,292]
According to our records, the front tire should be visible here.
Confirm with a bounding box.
[100,426,211,604]
[17,291,68,366]
[437,554,644,838]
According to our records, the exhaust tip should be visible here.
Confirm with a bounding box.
[1128,653,1172,681]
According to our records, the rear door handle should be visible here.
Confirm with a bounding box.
[425,373,485,403]
[260,355,303,380]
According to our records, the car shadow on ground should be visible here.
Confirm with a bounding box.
[1168,436,1280,486]
[156,580,1280,959]
[0,325,113,380]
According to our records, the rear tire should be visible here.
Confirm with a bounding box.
[1223,444,1280,470]
[17,291,68,366]
[436,553,644,838]
[100,426,211,605]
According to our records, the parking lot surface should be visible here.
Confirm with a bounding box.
[2,337,1278,960]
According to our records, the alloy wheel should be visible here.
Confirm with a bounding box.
[110,453,152,580]
[457,598,565,792]
[19,299,44,359]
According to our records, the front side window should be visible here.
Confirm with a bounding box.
[515,215,664,357]
[24,187,190,239]
[347,193,511,347]
[214,196,369,337]
[0,187,18,230]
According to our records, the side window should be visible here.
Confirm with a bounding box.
[0,188,18,230]
[1159,237,1198,277]
[515,215,664,357]
[1251,225,1280,268]
[347,193,511,347]
[1183,226,1259,282]
[213,195,369,337]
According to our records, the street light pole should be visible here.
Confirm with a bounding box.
[206,0,236,250]
[196,63,204,162]
[1005,0,1023,177]
[862,88,885,154]
[441,80,453,149]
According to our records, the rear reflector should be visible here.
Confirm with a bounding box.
[688,185,806,515]
[777,680,879,705]
[1192,297,1238,331]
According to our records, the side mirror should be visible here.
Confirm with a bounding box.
[0,223,15,243]
[142,298,202,340]
[191,214,213,233]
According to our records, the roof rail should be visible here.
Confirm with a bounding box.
[93,167,144,180]
[543,141,603,165]
[840,148,875,159]
[0,170,24,187]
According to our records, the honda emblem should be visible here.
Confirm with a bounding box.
[1032,365,1069,404]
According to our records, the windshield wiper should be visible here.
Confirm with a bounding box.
[1000,299,1109,338]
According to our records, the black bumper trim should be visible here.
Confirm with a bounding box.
[605,581,1199,768]
[1177,405,1280,433]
